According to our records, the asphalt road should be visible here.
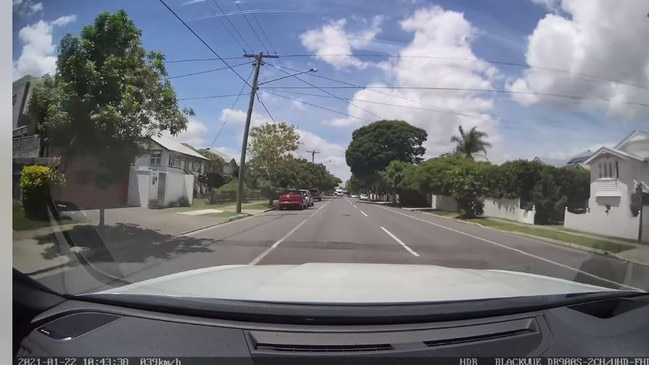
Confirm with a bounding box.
[37,197,649,294]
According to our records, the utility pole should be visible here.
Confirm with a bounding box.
[236,52,278,214]
[306,149,320,163]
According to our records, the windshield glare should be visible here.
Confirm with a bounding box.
[11,0,649,305]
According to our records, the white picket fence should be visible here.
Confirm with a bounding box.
[431,195,536,224]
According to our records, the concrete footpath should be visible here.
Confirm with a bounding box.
[13,206,265,276]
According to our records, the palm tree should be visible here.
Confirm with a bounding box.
[450,125,492,160]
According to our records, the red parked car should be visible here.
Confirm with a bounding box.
[278,189,307,210]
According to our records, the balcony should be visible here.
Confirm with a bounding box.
[594,178,622,197]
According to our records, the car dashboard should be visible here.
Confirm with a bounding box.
[15,293,649,363]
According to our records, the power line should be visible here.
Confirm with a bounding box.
[260,90,370,122]
[256,93,277,124]
[166,52,649,91]
[263,85,649,108]
[209,67,255,147]
[165,56,246,63]
[169,61,251,79]
[265,62,382,119]
[159,0,251,87]
[178,93,242,101]
[235,2,269,54]
[208,0,253,52]
[275,53,649,91]
[243,1,277,54]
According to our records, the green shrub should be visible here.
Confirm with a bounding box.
[19,165,65,220]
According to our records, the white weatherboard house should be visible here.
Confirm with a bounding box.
[564,131,649,241]
[128,135,209,208]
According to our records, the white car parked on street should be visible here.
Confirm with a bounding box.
[359,194,369,200]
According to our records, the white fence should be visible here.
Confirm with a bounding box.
[164,172,194,206]
[431,195,458,211]
[431,195,536,224]
[482,198,535,224]
[128,168,194,208]
[564,207,641,240]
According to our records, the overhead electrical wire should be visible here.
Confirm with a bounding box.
[169,61,252,79]
[243,1,278,54]
[165,52,649,91]
[159,0,252,87]
[275,53,649,91]
[208,0,253,52]
[263,85,649,108]
[235,2,270,54]
[178,93,242,101]
[265,62,381,119]
[209,67,255,147]
[261,90,371,122]
[256,93,277,124]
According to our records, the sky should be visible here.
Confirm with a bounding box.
[12,0,649,181]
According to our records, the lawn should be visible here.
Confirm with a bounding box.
[243,201,275,210]
[463,217,634,253]
[169,198,272,212]
[201,211,241,218]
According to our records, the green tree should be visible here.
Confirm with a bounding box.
[450,125,492,160]
[196,148,229,193]
[247,122,300,206]
[345,175,361,194]
[448,163,490,218]
[345,120,427,190]
[29,10,192,225]
[379,160,413,203]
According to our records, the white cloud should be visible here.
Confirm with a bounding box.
[13,0,43,16]
[12,15,77,80]
[219,108,272,127]
[324,6,502,159]
[508,0,649,119]
[296,129,350,181]
[51,15,77,27]
[299,16,383,69]
[531,0,561,12]
[162,118,209,148]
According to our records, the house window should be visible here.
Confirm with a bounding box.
[168,154,181,168]
[150,151,162,165]
[598,160,618,178]
[192,161,202,172]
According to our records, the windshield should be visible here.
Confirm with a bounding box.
[11,0,649,307]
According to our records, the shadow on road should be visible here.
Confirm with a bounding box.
[35,223,214,264]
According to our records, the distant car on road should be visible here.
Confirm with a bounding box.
[278,190,308,210]
[351,194,358,199]
[309,188,322,202]
[359,194,369,200]
[299,189,314,206]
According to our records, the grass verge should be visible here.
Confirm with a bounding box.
[462,217,633,253]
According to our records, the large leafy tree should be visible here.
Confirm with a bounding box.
[247,122,300,205]
[29,10,192,224]
[345,120,427,189]
[450,125,492,160]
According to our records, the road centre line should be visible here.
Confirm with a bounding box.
[376,206,641,291]
[360,210,368,217]
[248,201,330,265]
[380,226,420,257]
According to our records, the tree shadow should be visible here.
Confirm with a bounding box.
[34,223,215,264]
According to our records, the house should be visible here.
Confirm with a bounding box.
[564,131,649,241]
[128,135,210,208]
[13,75,39,130]
[533,150,592,169]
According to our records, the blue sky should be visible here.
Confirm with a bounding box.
[12,0,649,180]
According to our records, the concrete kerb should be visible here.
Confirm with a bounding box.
[422,211,649,268]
